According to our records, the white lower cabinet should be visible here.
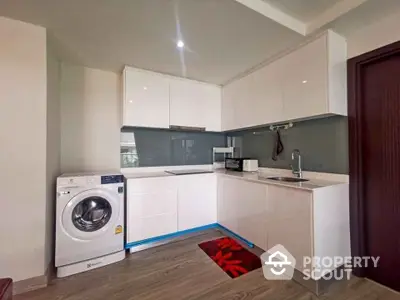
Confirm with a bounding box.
[216,175,350,279]
[177,174,217,231]
[267,185,313,272]
[217,176,240,233]
[217,176,313,260]
[126,177,178,244]
[217,176,267,250]
[235,180,267,250]
[126,174,218,244]
[127,173,349,279]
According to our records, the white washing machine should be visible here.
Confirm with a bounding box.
[55,172,125,278]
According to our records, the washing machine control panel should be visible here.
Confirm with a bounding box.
[57,174,124,188]
[101,175,123,184]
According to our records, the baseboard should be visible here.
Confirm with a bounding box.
[292,265,352,296]
[128,229,213,253]
[125,223,254,250]
[13,261,52,295]
[125,223,219,249]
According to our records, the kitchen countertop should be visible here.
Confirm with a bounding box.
[123,168,348,190]
[215,170,346,190]
[123,171,174,179]
[122,165,213,179]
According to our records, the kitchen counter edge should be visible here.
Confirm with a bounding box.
[123,169,348,191]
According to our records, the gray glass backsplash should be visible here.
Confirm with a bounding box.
[227,116,348,174]
[121,116,348,173]
[121,127,226,168]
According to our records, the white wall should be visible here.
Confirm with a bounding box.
[347,10,400,58]
[44,33,61,272]
[60,63,120,173]
[0,16,117,283]
[0,17,47,281]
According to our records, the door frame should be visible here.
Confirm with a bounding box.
[348,40,400,277]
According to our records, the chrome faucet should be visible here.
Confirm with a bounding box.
[291,149,302,178]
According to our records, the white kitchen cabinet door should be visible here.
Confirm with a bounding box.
[169,79,221,131]
[123,67,170,128]
[217,176,267,249]
[126,177,178,243]
[221,30,347,130]
[177,174,217,231]
[221,85,236,131]
[233,74,254,129]
[252,59,284,125]
[282,34,328,120]
[203,84,221,132]
[267,185,313,272]
[217,176,240,233]
[326,31,347,116]
[221,74,253,130]
[235,180,268,250]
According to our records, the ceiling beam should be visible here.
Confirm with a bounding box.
[233,0,306,36]
[306,0,369,34]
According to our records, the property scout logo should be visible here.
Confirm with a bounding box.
[261,244,379,281]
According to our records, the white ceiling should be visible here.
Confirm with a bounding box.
[0,0,304,84]
[0,0,399,85]
[262,0,343,23]
[326,0,400,36]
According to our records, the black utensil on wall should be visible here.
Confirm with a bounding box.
[272,129,284,161]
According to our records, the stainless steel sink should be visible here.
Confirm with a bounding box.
[267,177,309,183]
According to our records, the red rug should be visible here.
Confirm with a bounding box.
[198,237,262,278]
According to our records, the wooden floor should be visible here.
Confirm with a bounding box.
[15,229,400,300]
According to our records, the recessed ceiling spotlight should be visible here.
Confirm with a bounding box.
[177,40,185,48]
[302,80,308,84]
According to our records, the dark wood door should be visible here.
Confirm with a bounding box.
[358,53,400,291]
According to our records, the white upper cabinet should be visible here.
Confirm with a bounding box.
[282,30,347,120]
[123,31,346,132]
[282,36,328,120]
[234,75,256,129]
[221,74,253,131]
[221,81,238,131]
[221,30,347,130]
[123,68,170,128]
[169,79,221,131]
[122,67,222,131]
[252,59,284,125]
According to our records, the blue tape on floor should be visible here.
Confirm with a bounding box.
[125,223,254,249]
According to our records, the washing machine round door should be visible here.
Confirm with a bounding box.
[62,188,120,240]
